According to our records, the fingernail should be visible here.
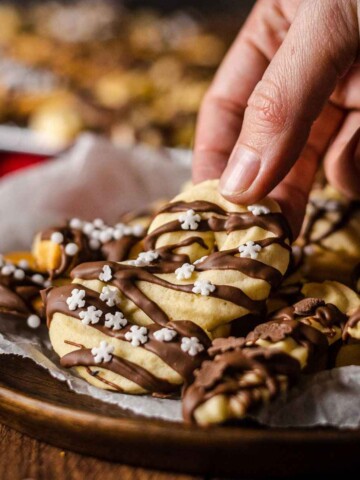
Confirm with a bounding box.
[220,147,260,195]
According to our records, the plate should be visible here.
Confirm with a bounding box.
[0,354,359,477]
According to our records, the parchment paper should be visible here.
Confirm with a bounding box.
[1,133,360,427]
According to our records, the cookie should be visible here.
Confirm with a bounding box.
[71,180,291,334]
[45,179,291,393]
[292,184,360,290]
[32,217,145,278]
[183,281,358,425]
[45,283,210,394]
[0,252,50,327]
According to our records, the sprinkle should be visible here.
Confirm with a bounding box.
[153,328,177,342]
[129,251,160,267]
[66,288,86,311]
[79,305,103,325]
[99,265,112,282]
[104,311,127,330]
[247,204,270,216]
[125,325,148,347]
[91,341,114,363]
[90,229,101,240]
[100,285,121,307]
[238,240,262,259]
[113,226,125,240]
[18,259,29,269]
[178,209,201,230]
[175,263,195,280]
[14,269,26,280]
[193,256,208,265]
[89,238,101,250]
[181,337,204,356]
[27,314,41,329]
[50,231,64,244]
[82,222,95,235]
[99,228,114,244]
[93,218,105,229]
[65,243,79,256]
[1,264,15,276]
[69,218,83,229]
[132,224,144,237]
[43,280,52,288]
[192,279,216,296]
[32,273,45,284]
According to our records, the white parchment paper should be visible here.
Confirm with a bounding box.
[1,134,360,427]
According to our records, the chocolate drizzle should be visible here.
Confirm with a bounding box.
[0,266,48,321]
[182,299,348,423]
[183,348,301,423]
[45,284,210,391]
[291,192,360,289]
[46,194,292,396]
[343,307,360,341]
[145,200,292,250]
[60,344,176,394]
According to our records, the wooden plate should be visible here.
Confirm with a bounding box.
[0,354,359,477]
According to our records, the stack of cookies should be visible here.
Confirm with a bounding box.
[1,179,359,425]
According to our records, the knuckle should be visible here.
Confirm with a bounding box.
[246,78,289,133]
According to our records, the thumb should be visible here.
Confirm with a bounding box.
[220,0,358,204]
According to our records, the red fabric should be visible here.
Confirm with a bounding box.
[0,152,49,178]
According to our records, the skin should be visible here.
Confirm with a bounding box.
[192,0,360,237]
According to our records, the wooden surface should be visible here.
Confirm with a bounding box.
[0,423,202,480]
[1,353,360,478]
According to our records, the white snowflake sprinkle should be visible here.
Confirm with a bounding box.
[179,209,201,230]
[1,264,15,276]
[79,305,103,325]
[238,240,262,260]
[153,327,177,342]
[192,279,216,296]
[66,288,86,311]
[181,337,204,356]
[69,218,83,230]
[50,231,64,244]
[135,250,159,266]
[100,285,121,307]
[193,256,208,265]
[91,341,114,363]
[14,269,25,280]
[175,263,195,280]
[27,314,41,329]
[125,325,148,347]
[247,204,270,216]
[18,259,29,269]
[65,243,79,256]
[32,273,45,285]
[104,311,127,330]
[43,280,52,288]
[99,265,112,282]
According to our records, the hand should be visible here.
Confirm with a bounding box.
[192,0,360,236]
